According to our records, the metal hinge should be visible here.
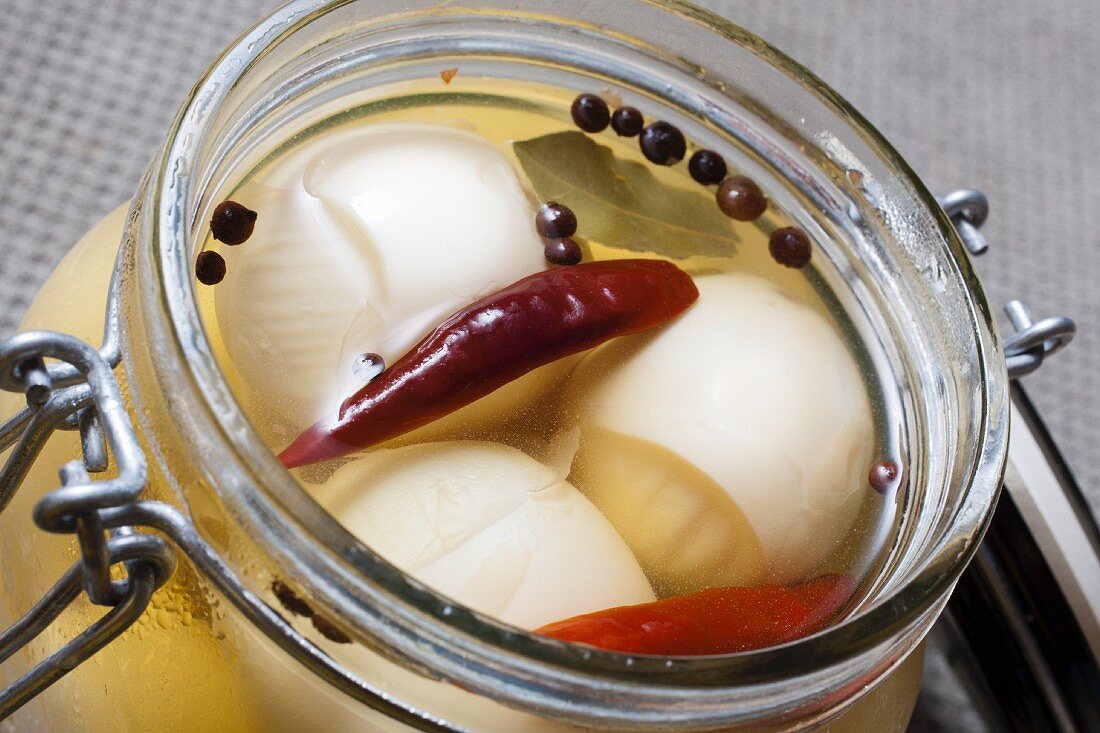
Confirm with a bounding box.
[0,262,450,729]
[938,189,1076,379]
[0,266,177,718]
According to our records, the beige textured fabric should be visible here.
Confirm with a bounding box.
[1,2,1094,731]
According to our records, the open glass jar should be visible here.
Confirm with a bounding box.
[0,1,1009,731]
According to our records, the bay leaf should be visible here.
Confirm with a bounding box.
[513,131,738,259]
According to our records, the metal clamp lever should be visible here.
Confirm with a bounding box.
[0,253,178,720]
[0,251,455,731]
[937,189,1076,379]
[0,328,177,719]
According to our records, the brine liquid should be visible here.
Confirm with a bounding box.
[197,75,902,646]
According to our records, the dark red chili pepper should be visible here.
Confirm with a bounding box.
[535,575,855,656]
[279,259,698,468]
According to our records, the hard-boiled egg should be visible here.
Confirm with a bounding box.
[567,273,874,588]
[214,123,550,434]
[314,441,656,629]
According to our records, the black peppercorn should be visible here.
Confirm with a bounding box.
[312,614,352,644]
[868,460,900,494]
[544,237,583,266]
[210,200,257,245]
[716,175,768,221]
[535,202,578,239]
[688,150,727,185]
[639,121,686,165]
[768,227,813,269]
[195,250,226,286]
[570,93,611,133]
[611,106,644,137]
[271,580,315,618]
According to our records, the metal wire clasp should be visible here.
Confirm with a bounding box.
[0,273,176,719]
[0,244,463,730]
[937,189,1076,379]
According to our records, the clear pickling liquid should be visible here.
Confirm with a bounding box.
[196,75,903,649]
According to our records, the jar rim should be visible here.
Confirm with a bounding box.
[139,0,1009,726]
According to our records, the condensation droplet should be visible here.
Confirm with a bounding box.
[352,352,385,383]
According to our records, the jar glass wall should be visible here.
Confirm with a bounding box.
[0,1,1008,731]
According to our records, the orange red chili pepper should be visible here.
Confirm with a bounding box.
[536,575,855,655]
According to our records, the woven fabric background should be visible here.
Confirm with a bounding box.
[1,2,1095,731]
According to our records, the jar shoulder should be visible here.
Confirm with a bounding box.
[17,203,128,341]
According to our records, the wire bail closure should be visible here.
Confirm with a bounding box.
[0,258,177,718]
[0,241,460,729]
[937,189,1076,379]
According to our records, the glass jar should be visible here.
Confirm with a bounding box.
[0,1,1008,731]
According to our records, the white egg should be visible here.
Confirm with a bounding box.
[314,441,656,629]
[568,273,874,587]
[235,439,654,733]
[215,123,548,430]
